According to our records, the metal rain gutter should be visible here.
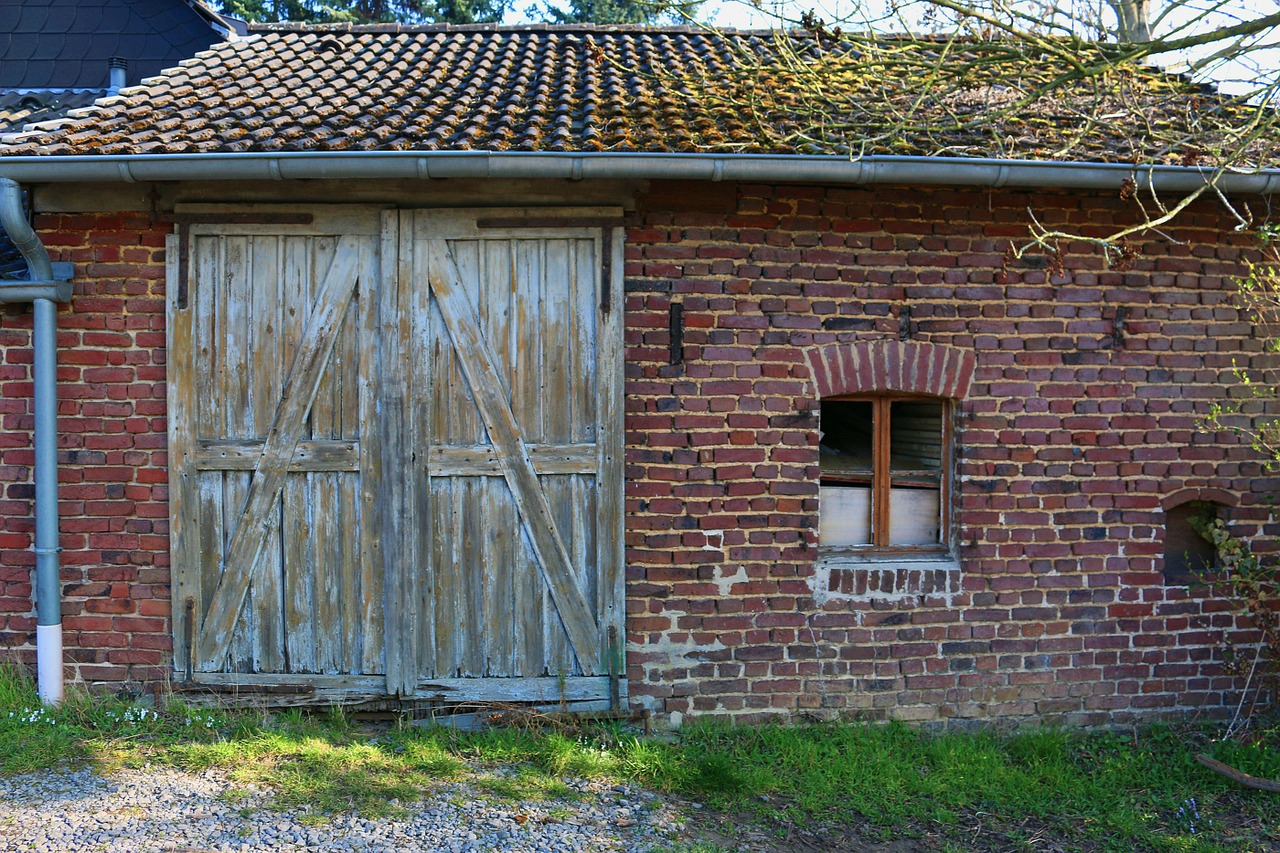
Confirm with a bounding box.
[0,178,73,705]
[0,151,1277,194]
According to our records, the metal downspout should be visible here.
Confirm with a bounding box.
[0,178,63,705]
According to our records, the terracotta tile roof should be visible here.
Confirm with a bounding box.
[0,24,1254,165]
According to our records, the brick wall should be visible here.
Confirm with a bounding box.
[622,182,1280,727]
[1,212,172,689]
[0,187,1276,726]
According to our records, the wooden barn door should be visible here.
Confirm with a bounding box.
[168,208,387,695]
[383,209,625,707]
[168,205,624,707]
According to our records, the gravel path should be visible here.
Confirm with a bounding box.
[0,767,689,852]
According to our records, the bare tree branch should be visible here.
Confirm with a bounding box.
[669,1,1280,254]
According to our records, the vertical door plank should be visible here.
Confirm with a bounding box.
[191,237,225,667]
[186,236,222,655]
[452,238,485,679]
[513,239,545,675]
[166,232,199,678]
[544,475,573,676]
[569,239,596,618]
[481,239,515,676]
[222,235,254,671]
[357,235,385,676]
[280,235,315,673]
[393,211,419,692]
[338,477,360,673]
[596,227,626,677]
[248,235,285,674]
[312,472,342,673]
[400,213,430,686]
[308,237,342,673]
[571,238,598,442]
[441,479,465,676]
[327,295,358,676]
[426,283,455,681]
[448,240,484,446]
[429,477,454,678]
[378,212,413,694]
[459,476,484,677]
[483,479,517,676]
[541,238,574,673]
[338,252,366,673]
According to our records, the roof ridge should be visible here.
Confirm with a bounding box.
[244,22,774,35]
[232,24,985,41]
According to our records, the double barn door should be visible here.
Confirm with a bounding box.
[167,207,624,705]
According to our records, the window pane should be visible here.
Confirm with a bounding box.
[820,485,872,546]
[888,400,944,546]
[888,488,940,545]
[819,400,873,546]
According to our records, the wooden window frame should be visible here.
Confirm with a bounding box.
[819,392,954,558]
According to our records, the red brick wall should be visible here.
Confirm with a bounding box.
[1,212,172,688]
[622,182,1280,726]
[1,188,1276,727]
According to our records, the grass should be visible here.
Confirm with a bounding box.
[3,662,1279,851]
[652,720,1280,850]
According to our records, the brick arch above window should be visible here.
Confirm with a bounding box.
[806,340,977,400]
[1161,488,1238,511]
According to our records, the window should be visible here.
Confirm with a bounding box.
[819,396,951,555]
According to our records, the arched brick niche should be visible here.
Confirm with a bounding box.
[806,340,977,400]
[1160,489,1236,585]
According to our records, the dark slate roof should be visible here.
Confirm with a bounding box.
[0,0,230,90]
[0,24,1259,165]
[0,89,103,134]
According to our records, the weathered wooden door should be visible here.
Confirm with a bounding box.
[168,206,624,706]
[383,209,625,707]
[168,207,387,695]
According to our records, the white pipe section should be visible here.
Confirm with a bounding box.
[36,624,63,704]
[0,151,1275,195]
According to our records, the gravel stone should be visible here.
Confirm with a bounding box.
[0,767,686,852]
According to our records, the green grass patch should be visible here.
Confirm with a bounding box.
[472,767,575,802]
[2,663,1279,851]
[640,719,1280,851]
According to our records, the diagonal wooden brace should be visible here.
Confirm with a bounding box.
[425,239,602,674]
[196,237,363,669]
